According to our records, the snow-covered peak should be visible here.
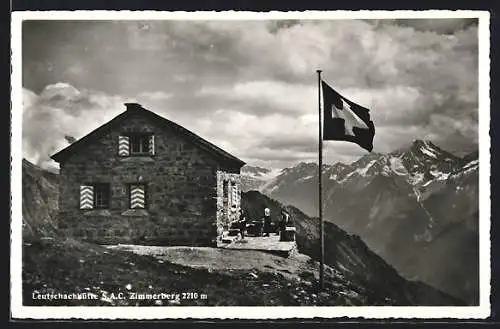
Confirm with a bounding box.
[242,140,475,203]
[451,158,479,178]
[463,159,479,171]
[388,156,407,176]
[420,141,439,158]
[289,162,318,171]
[240,165,282,192]
[407,140,443,157]
[241,165,272,178]
[356,159,378,176]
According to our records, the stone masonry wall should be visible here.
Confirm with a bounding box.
[58,112,239,246]
[215,171,241,244]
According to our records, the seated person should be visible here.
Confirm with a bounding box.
[279,210,295,241]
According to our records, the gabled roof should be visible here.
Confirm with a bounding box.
[50,103,246,167]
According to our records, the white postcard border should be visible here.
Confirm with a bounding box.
[10,10,491,320]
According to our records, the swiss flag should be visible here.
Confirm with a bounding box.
[321,81,375,152]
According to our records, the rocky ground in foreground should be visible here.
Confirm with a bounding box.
[23,234,464,306]
[23,236,384,306]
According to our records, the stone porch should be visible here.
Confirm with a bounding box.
[219,234,297,257]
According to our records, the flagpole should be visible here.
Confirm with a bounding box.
[316,69,324,290]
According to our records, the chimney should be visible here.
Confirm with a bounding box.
[125,103,144,111]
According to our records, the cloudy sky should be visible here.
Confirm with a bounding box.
[21,17,479,170]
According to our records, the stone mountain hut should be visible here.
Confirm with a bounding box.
[50,103,245,246]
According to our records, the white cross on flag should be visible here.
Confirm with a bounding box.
[321,81,375,152]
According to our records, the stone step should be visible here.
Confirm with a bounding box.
[221,234,238,244]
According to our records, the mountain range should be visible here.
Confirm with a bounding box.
[241,139,479,305]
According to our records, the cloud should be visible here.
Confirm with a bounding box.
[257,135,318,153]
[22,18,480,169]
[198,81,315,117]
[137,91,173,101]
[371,18,478,34]
[22,83,131,170]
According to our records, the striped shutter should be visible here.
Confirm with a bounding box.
[231,183,238,206]
[130,184,145,209]
[80,185,94,209]
[227,181,232,207]
[149,135,155,155]
[118,135,129,156]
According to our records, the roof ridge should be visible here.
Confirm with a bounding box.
[50,103,245,167]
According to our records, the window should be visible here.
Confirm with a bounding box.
[130,135,150,154]
[129,184,146,209]
[80,183,110,209]
[94,183,111,209]
[118,134,155,157]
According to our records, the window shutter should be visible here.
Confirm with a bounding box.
[80,185,94,209]
[149,135,155,155]
[118,135,129,156]
[231,183,238,207]
[130,184,145,209]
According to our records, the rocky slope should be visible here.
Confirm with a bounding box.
[22,159,59,238]
[240,140,479,305]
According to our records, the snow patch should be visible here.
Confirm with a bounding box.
[458,165,478,176]
[297,174,314,182]
[430,169,450,181]
[420,146,437,158]
[389,157,407,176]
[356,160,377,177]
[420,140,439,158]
[259,168,283,181]
[243,168,282,180]
[413,187,422,202]
[338,170,356,183]
[408,172,425,185]
[418,170,449,188]
[422,180,433,188]
[242,172,263,179]
[382,165,392,177]
[259,169,285,191]
[449,159,478,178]
[463,159,479,170]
